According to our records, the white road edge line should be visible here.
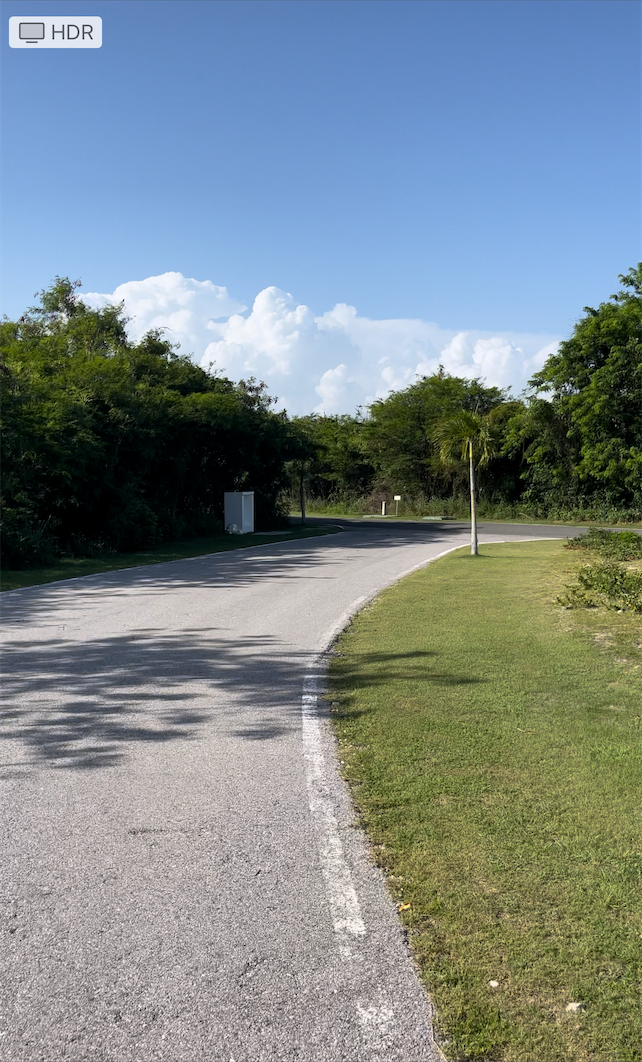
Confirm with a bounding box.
[301,669,366,959]
[300,545,467,964]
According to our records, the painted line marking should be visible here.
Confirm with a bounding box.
[302,671,366,958]
[301,544,478,963]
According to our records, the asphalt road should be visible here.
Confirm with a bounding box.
[1,520,578,1062]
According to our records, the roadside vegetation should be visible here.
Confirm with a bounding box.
[329,537,641,1062]
[288,265,642,528]
[558,529,642,615]
[2,265,640,574]
[1,278,310,569]
[301,494,642,527]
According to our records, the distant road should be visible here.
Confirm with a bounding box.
[300,514,593,538]
[0,521,580,1061]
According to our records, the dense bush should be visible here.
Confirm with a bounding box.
[558,527,642,612]
[4,266,640,567]
[504,265,642,515]
[565,527,642,561]
[288,381,527,516]
[558,561,642,613]
[1,279,299,567]
[292,266,641,525]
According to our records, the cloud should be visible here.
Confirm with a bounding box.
[82,272,245,354]
[202,286,321,377]
[315,364,362,413]
[81,272,560,415]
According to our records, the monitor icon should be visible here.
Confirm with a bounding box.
[19,22,45,43]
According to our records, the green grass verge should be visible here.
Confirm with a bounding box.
[1,525,341,592]
[329,540,641,1062]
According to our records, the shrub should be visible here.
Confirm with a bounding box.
[565,527,642,561]
[558,560,642,612]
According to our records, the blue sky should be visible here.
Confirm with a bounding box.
[1,0,639,413]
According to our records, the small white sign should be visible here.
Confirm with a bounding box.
[9,16,102,48]
[393,495,401,501]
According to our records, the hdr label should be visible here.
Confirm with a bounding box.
[9,16,102,48]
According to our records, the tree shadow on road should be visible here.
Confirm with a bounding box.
[0,521,471,627]
[1,626,483,773]
[0,627,305,772]
[0,521,495,773]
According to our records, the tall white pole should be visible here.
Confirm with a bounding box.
[469,441,478,555]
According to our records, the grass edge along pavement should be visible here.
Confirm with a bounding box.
[328,540,641,1062]
[0,525,342,592]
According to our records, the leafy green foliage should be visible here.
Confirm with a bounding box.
[1,279,297,566]
[433,409,498,468]
[559,528,642,612]
[287,377,528,517]
[5,266,641,566]
[565,528,642,561]
[286,413,375,500]
[558,562,642,613]
[304,266,642,523]
[365,370,511,497]
[506,265,642,514]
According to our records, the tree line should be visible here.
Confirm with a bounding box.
[290,265,642,525]
[2,267,640,567]
[1,279,303,566]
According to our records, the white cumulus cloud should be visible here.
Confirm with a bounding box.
[315,363,363,413]
[203,286,320,377]
[82,272,245,355]
[81,272,560,414]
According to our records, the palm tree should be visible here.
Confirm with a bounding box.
[433,410,497,555]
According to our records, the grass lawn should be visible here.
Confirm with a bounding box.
[329,540,641,1062]
[0,524,341,592]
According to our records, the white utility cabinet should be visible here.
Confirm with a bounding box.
[224,491,255,534]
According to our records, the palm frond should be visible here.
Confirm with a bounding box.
[433,410,498,467]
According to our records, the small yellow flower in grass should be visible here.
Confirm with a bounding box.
[397,903,411,911]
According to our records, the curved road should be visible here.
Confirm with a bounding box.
[1,520,576,1061]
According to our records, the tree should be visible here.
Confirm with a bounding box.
[289,414,374,501]
[501,398,579,513]
[507,265,642,514]
[365,371,508,498]
[1,279,297,565]
[284,422,321,524]
[433,410,497,555]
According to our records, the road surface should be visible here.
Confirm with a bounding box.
[1,520,575,1061]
